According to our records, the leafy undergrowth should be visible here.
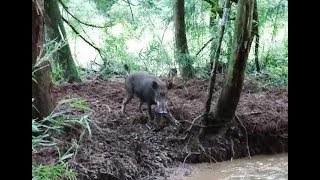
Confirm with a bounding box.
[32,162,77,180]
[32,98,95,180]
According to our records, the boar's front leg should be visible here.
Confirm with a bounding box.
[147,103,154,122]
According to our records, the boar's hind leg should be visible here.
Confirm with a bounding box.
[121,93,133,114]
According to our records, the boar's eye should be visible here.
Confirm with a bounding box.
[160,92,165,97]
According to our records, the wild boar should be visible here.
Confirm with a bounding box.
[121,71,172,121]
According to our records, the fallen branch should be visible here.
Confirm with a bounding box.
[243,111,262,116]
[186,113,204,131]
[167,110,181,125]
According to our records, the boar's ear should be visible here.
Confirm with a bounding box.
[152,81,159,89]
[166,80,173,89]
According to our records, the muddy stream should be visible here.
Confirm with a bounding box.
[169,153,288,180]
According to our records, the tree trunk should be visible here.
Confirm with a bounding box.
[203,0,231,122]
[208,0,227,74]
[208,3,219,72]
[32,0,54,120]
[208,22,218,72]
[202,0,254,133]
[253,0,260,72]
[174,0,193,78]
[44,0,81,83]
[214,0,254,122]
[227,20,233,64]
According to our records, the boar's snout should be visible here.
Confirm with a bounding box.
[155,99,168,114]
[151,80,170,114]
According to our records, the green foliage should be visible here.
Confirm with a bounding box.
[32,162,77,180]
[61,0,287,85]
[35,39,69,83]
[32,74,37,83]
[141,40,173,74]
[193,65,210,78]
[262,47,287,85]
[97,34,136,77]
[51,63,65,82]
[92,0,117,16]
[175,53,195,67]
[32,97,95,180]
[246,33,288,86]
[258,0,287,26]
[32,97,94,152]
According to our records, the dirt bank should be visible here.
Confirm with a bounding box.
[33,76,288,180]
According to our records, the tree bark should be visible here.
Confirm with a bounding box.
[44,0,81,83]
[32,0,54,120]
[253,0,260,72]
[201,0,254,135]
[227,28,233,64]
[213,0,254,123]
[174,0,193,78]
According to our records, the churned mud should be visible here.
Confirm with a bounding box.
[33,75,288,180]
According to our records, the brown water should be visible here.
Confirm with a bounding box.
[186,153,288,180]
[168,153,288,180]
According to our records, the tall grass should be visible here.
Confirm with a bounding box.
[32,97,95,180]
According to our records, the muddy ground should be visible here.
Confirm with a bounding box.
[33,75,288,180]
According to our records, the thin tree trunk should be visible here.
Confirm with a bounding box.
[209,29,218,71]
[32,0,54,120]
[208,7,218,72]
[208,1,226,73]
[254,35,260,72]
[227,21,233,65]
[174,0,193,78]
[253,0,260,72]
[44,0,81,83]
[203,0,232,122]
